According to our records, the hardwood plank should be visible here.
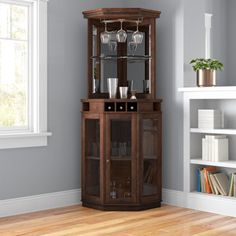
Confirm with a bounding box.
[0,205,235,236]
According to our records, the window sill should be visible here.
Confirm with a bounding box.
[0,132,52,149]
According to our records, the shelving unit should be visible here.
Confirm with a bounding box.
[179,86,236,217]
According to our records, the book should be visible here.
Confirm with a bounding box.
[208,173,215,194]
[209,174,220,195]
[234,174,236,197]
[213,138,228,162]
[202,138,208,161]
[214,173,230,196]
[203,167,217,193]
[228,173,235,197]
[200,170,205,193]
[197,169,201,192]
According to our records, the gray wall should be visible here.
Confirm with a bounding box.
[184,0,206,87]
[226,0,236,86]
[125,0,184,190]
[0,0,126,200]
[3,0,226,200]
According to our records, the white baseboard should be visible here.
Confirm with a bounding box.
[162,188,186,207]
[0,189,81,217]
[162,188,236,217]
[1,188,236,218]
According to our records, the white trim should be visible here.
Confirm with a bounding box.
[0,189,81,217]
[0,132,52,149]
[205,13,212,59]
[162,188,186,208]
[162,188,236,217]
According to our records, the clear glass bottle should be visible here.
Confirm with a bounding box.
[110,181,117,199]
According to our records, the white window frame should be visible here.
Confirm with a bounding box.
[0,0,51,149]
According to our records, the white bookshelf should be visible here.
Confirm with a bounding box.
[179,86,236,217]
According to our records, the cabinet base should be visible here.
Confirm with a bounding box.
[82,201,161,211]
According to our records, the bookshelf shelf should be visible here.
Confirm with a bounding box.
[190,128,236,135]
[190,158,236,169]
[191,191,236,200]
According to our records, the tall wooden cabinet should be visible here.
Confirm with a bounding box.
[81,8,162,210]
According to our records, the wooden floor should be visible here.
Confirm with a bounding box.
[0,205,236,236]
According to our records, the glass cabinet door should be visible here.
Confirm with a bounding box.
[84,118,100,199]
[106,115,136,203]
[140,115,161,199]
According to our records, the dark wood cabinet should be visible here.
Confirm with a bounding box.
[81,8,162,210]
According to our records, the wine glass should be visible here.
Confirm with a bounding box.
[100,22,111,44]
[128,41,138,55]
[132,21,143,44]
[116,20,127,43]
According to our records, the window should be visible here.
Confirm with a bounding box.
[0,0,51,149]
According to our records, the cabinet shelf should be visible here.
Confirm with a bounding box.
[110,156,131,161]
[91,55,152,62]
[86,156,100,160]
[190,158,236,169]
[144,156,157,160]
[190,128,236,135]
[143,129,158,133]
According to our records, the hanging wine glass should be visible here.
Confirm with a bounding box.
[116,20,127,43]
[128,41,138,55]
[100,22,111,44]
[132,20,143,44]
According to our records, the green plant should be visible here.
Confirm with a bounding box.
[190,58,224,72]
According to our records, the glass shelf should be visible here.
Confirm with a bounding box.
[110,156,131,161]
[91,55,152,62]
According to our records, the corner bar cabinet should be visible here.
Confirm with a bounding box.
[81,8,162,210]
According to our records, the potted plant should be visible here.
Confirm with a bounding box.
[190,58,224,87]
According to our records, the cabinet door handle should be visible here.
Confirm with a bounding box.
[106,159,110,164]
[108,106,111,110]
[130,106,134,110]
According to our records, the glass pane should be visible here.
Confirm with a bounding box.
[100,36,117,94]
[109,119,132,201]
[142,119,158,196]
[110,120,131,159]
[0,3,10,38]
[11,5,28,40]
[85,119,100,158]
[0,40,28,128]
[127,31,150,93]
[85,119,100,197]
[143,160,158,196]
[0,3,28,40]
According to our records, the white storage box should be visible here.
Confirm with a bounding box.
[198,109,224,129]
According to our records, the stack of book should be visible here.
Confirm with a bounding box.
[202,135,228,162]
[198,109,224,129]
[197,167,236,197]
